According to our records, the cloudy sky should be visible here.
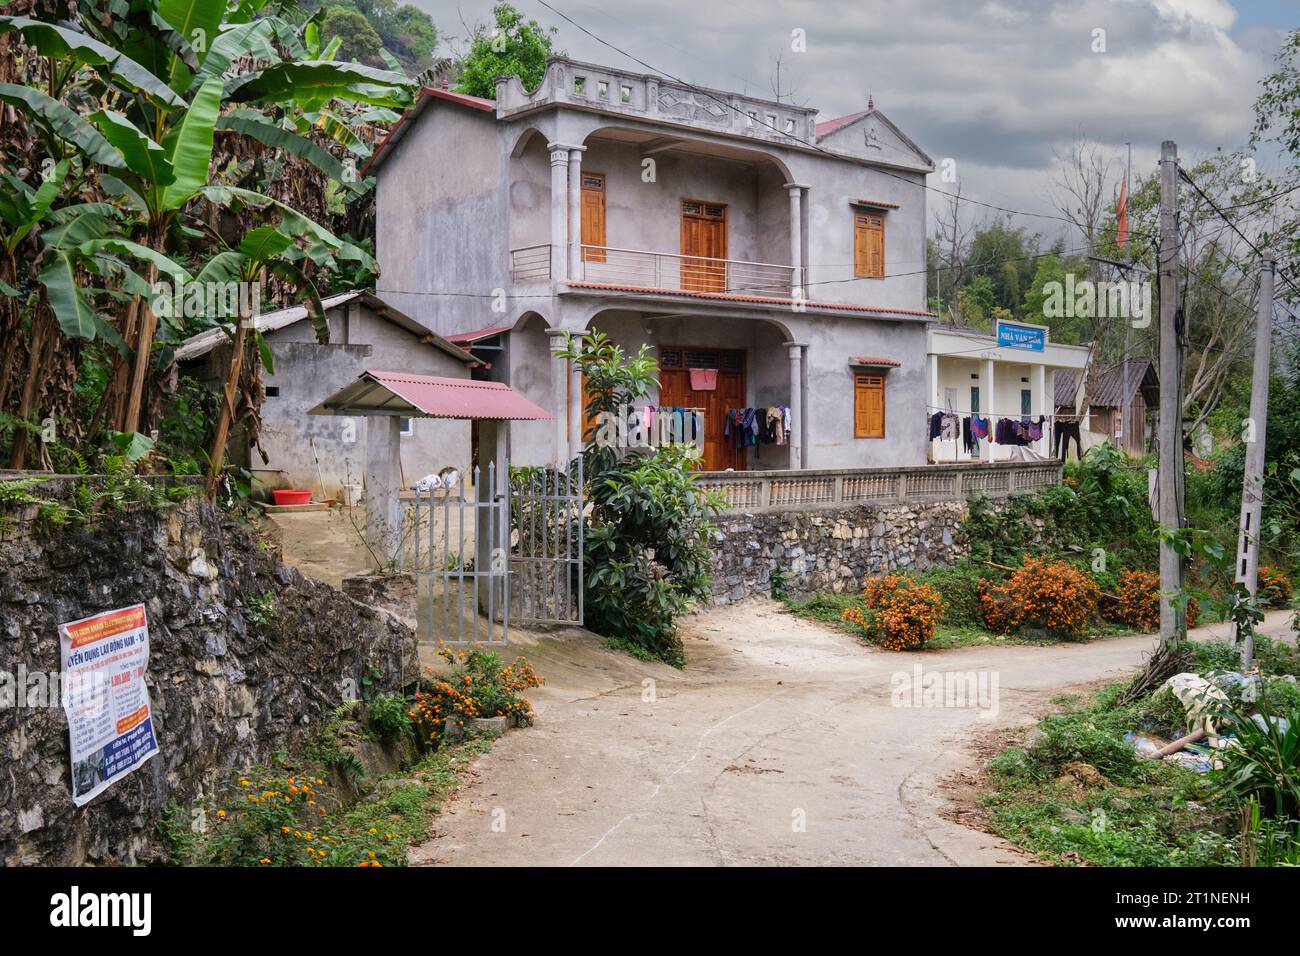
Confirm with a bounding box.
[411,0,1296,239]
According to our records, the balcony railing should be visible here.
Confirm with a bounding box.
[575,245,795,296]
[695,461,1063,513]
[510,243,551,283]
[508,244,797,297]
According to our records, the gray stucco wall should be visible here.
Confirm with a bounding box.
[185,302,472,496]
[375,105,510,337]
[373,84,934,470]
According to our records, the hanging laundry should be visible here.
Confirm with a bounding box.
[689,368,718,391]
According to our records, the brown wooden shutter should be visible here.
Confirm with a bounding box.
[854,373,885,438]
[581,172,606,262]
[854,213,885,278]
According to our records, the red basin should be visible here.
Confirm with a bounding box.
[272,489,312,506]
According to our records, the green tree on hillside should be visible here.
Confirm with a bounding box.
[322,7,384,65]
[457,2,558,99]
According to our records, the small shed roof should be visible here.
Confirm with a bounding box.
[1054,360,1160,409]
[174,290,475,366]
[308,370,553,421]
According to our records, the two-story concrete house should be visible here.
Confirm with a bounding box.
[367,57,937,472]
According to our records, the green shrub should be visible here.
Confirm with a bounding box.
[365,692,413,743]
[916,561,989,628]
[1215,694,1300,821]
[563,332,722,667]
[1188,638,1242,673]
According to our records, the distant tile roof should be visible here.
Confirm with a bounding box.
[1054,360,1159,409]
[816,110,870,138]
[851,198,900,209]
[565,282,936,319]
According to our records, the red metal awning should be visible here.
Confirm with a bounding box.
[308,370,553,421]
[446,324,513,345]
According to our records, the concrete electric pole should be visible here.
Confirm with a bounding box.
[1157,141,1185,649]
[1233,257,1275,668]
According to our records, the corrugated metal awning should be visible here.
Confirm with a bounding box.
[308,370,553,420]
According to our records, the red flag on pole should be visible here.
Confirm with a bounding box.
[1116,175,1129,251]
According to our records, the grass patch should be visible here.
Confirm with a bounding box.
[338,737,495,857]
[979,682,1236,866]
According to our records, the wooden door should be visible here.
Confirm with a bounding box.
[580,172,606,263]
[657,347,746,471]
[854,373,885,438]
[680,200,727,291]
[854,213,884,278]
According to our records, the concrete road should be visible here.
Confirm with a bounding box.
[411,601,1293,867]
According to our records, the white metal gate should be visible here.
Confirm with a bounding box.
[508,458,584,627]
[409,458,583,644]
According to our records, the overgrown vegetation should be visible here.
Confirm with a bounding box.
[561,331,723,667]
[161,737,491,867]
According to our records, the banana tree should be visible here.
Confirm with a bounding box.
[0,4,412,438]
[193,186,376,498]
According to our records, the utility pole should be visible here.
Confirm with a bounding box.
[1234,257,1274,668]
[1157,141,1185,649]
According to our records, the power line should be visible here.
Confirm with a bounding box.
[1177,164,1300,304]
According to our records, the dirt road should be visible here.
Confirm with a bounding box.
[409,603,1295,866]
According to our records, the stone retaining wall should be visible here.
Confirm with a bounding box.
[0,482,415,865]
[709,501,969,604]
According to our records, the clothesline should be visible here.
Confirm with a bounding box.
[924,403,1060,419]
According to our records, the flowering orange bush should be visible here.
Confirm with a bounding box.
[1105,569,1199,631]
[978,558,1099,640]
[412,643,545,741]
[166,768,398,867]
[841,573,944,651]
[1258,566,1294,608]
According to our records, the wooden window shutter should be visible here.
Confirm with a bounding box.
[854,373,885,438]
[854,213,885,278]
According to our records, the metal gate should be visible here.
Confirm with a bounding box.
[508,457,584,627]
[409,458,583,645]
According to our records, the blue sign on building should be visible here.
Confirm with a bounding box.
[996,322,1046,352]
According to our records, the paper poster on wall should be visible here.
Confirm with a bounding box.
[59,604,159,807]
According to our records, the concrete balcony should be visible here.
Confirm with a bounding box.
[495,57,819,148]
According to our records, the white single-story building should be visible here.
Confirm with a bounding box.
[927,320,1090,462]
[175,290,478,498]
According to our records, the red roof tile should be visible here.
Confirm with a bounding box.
[816,110,870,138]
[565,282,936,318]
[850,356,902,367]
[446,325,513,345]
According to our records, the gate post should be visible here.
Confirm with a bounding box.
[364,415,403,569]
[476,420,509,616]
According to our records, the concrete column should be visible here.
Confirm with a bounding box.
[800,343,810,468]
[928,353,940,462]
[787,342,806,469]
[568,331,586,455]
[784,183,808,297]
[364,415,404,570]
[547,328,570,462]
[1033,364,1047,456]
[546,143,570,281]
[567,146,586,280]
[982,357,995,462]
